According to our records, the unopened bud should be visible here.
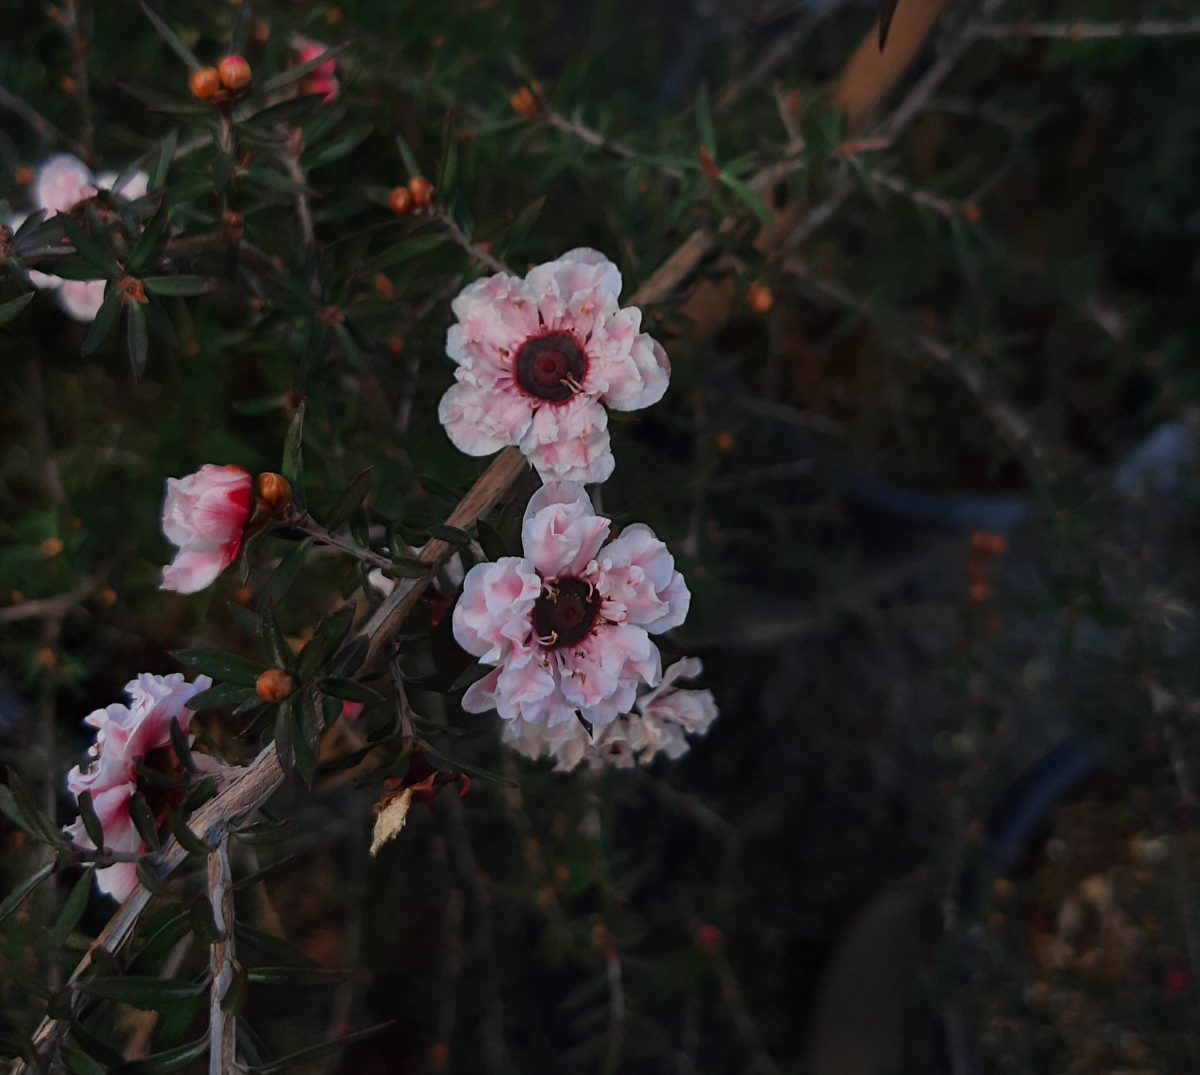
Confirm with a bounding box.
[218,55,252,92]
[256,668,295,702]
[256,472,292,509]
[387,186,412,215]
[40,537,64,558]
[971,531,1007,557]
[694,923,723,955]
[510,85,538,116]
[408,176,435,208]
[746,282,774,314]
[190,67,222,101]
[698,146,720,181]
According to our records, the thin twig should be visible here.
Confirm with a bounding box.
[58,0,94,161]
[602,948,626,1075]
[290,513,394,573]
[207,834,237,1075]
[981,17,1200,40]
[0,578,99,625]
[542,109,685,179]
[0,83,88,158]
[434,207,507,274]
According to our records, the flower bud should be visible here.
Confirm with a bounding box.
[190,67,222,101]
[40,537,64,558]
[218,55,252,92]
[746,282,774,314]
[694,923,723,955]
[510,85,538,116]
[256,668,295,703]
[407,176,435,208]
[387,186,412,215]
[256,471,292,509]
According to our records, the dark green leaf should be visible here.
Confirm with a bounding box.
[240,94,327,133]
[186,682,258,710]
[424,524,472,547]
[135,0,201,71]
[53,867,94,946]
[188,895,222,944]
[317,677,384,705]
[77,790,106,849]
[81,284,122,355]
[274,696,295,773]
[246,1022,394,1073]
[164,810,213,855]
[0,862,54,925]
[390,556,431,578]
[83,975,206,1010]
[324,467,373,531]
[281,401,306,506]
[135,858,166,895]
[395,133,422,180]
[7,768,63,845]
[59,214,120,275]
[475,519,508,561]
[231,818,293,846]
[62,1042,109,1075]
[183,776,219,812]
[129,910,190,974]
[128,793,161,850]
[246,965,352,986]
[719,171,773,226]
[150,129,180,191]
[142,275,217,296]
[293,692,320,786]
[696,82,717,153]
[109,1035,208,1074]
[255,538,313,612]
[0,292,35,328]
[126,302,149,381]
[261,43,350,94]
[68,1021,126,1066]
[235,921,317,967]
[365,233,446,272]
[127,199,170,273]
[168,718,196,772]
[173,649,267,687]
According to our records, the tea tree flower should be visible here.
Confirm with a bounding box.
[438,248,671,483]
[296,38,340,102]
[160,465,253,594]
[13,155,149,321]
[505,657,718,771]
[64,673,215,900]
[453,482,689,733]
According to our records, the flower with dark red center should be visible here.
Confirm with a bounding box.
[64,673,219,900]
[453,482,689,733]
[160,464,254,594]
[437,248,671,483]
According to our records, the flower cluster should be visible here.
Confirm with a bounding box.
[439,248,670,484]
[64,674,216,900]
[8,154,148,321]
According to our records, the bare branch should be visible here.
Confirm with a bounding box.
[208,835,237,1075]
[982,17,1200,40]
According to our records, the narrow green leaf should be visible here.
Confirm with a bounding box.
[186,683,258,711]
[168,717,196,773]
[128,910,191,974]
[0,862,54,925]
[719,171,773,226]
[317,677,384,705]
[59,214,120,275]
[475,519,508,561]
[173,649,267,687]
[324,467,373,532]
[246,1022,394,1073]
[293,692,320,786]
[53,867,94,946]
[262,605,294,671]
[150,129,180,191]
[0,292,35,328]
[135,858,166,895]
[126,302,149,381]
[395,133,422,180]
[81,284,122,355]
[62,1043,108,1075]
[274,696,295,773]
[183,776,219,812]
[8,769,63,845]
[424,524,472,547]
[246,965,352,987]
[281,400,306,505]
[231,818,293,846]
[135,0,201,72]
[188,895,222,944]
[142,275,217,297]
[696,82,717,153]
[234,921,316,967]
[76,790,106,850]
[83,975,206,1009]
[128,792,161,850]
[312,601,356,659]
[261,43,350,94]
[255,537,313,612]
[365,233,446,272]
[126,199,170,273]
[109,1035,208,1074]
[164,810,213,855]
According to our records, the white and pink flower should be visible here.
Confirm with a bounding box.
[64,673,215,900]
[438,248,671,483]
[296,38,339,102]
[453,482,689,736]
[504,657,718,771]
[160,464,254,594]
[13,154,150,322]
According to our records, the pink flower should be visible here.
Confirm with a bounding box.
[504,657,717,771]
[64,673,216,900]
[296,38,339,102]
[438,249,671,483]
[453,482,689,736]
[160,465,254,594]
[18,155,149,322]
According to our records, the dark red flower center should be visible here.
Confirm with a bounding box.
[138,743,188,821]
[515,333,586,403]
[533,577,599,648]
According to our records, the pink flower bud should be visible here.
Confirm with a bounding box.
[160,465,253,594]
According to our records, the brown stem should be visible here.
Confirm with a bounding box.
[60,0,94,162]
[207,834,237,1075]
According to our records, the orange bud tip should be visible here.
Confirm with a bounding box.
[407,176,435,208]
[218,55,252,92]
[40,538,64,558]
[387,186,412,215]
[190,67,222,101]
[698,146,720,181]
[694,923,723,955]
[746,283,774,314]
[256,668,295,702]
[256,472,293,508]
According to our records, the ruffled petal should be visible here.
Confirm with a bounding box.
[438,377,533,457]
[519,396,614,484]
[452,557,541,663]
[520,480,610,578]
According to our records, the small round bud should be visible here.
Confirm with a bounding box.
[37,647,57,669]
[256,668,295,703]
[961,203,983,224]
[510,85,538,116]
[97,587,118,607]
[715,431,735,453]
[256,472,292,508]
[191,67,222,101]
[387,186,412,215]
[387,335,407,356]
[408,176,435,208]
[969,582,991,604]
[746,282,774,314]
[971,531,1007,557]
[14,165,34,186]
[694,923,723,955]
[40,537,64,558]
[218,55,252,92]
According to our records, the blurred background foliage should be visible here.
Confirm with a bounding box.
[3,0,1200,1071]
